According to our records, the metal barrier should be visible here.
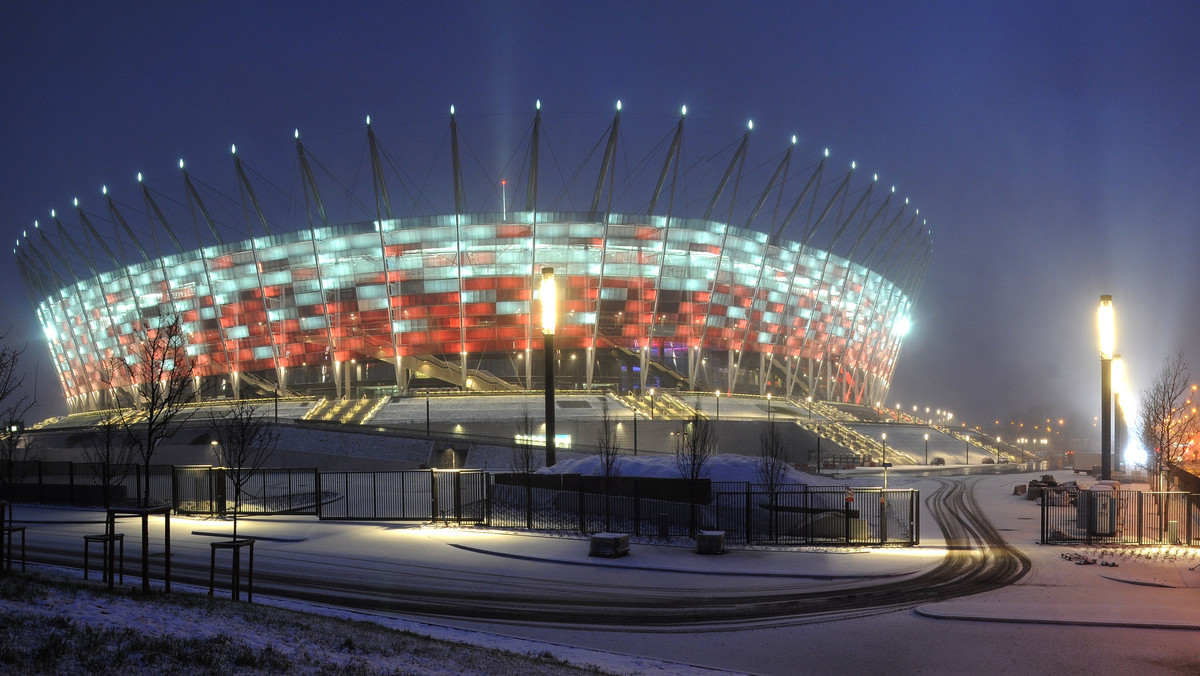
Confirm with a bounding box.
[13,461,920,547]
[712,486,919,546]
[1040,488,1197,545]
[317,469,487,523]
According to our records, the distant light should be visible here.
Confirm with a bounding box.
[450,104,455,115]
[102,185,107,195]
[33,220,38,228]
[501,179,506,185]
[915,209,919,215]
[137,172,143,182]
[850,161,856,170]
[50,209,55,218]
[905,197,909,204]
[365,114,371,125]
[873,173,878,182]
[681,105,687,116]
[747,119,753,130]
[616,100,622,111]
[294,129,299,139]
[231,143,237,155]
[179,158,184,169]
[895,316,912,337]
[536,99,541,110]
[73,197,78,207]
[791,134,797,144]
[891,185,896,193]
[824,148,830,157]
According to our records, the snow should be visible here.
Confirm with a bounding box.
[538,452,858,487]
[9,468,1200,673]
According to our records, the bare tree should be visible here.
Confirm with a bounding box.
[597,399,622,480]
[757,420,790,540]
[675,410,717,536]
[0,335,35,501]
[675,411,716,482]
[596,398,622,530]
[82,411,134,509]
[1137,352,1199,490]
[509,406,541,474]
[209,400,280,539]
[509,406,541,530]
[108,311,197,506]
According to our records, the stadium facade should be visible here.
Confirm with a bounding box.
[15,106,931,413]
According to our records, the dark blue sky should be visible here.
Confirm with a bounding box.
[3,1,1198,435]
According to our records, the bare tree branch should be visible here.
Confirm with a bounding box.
[210,400,280,539]
[1137,351,1199,489]
[107,311,198,506]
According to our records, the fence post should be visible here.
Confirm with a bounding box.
[633,479,641,537]
[315,470,323,519]
[430,469,439,521]
[1039,490,1046,543]
[577,476,585,534]
[880,491,887,545]
[454,471,462,524]
[745,487,753,544]
[1137,492,1144,546]
[524,472,532,530]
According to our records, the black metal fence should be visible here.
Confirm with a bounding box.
[712,485,920,546]
[1,461,173,506]
[1040,488,1198,545]
[8,461,920,547]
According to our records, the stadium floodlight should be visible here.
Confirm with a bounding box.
[1099,295,1114,480]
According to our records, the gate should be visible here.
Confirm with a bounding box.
[1040,488,1197,545]
[317,469,487,523]
[711,486,919,546]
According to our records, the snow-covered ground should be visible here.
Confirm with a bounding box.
[7,466,1200,674]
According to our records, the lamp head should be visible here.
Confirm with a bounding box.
[540,267,556,335]
[1098,295,1114,358]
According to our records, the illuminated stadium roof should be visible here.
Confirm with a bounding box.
[14,105,931,412]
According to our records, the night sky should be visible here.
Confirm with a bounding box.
[3,1,1198,439]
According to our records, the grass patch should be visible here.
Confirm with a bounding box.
[0,571,612,675]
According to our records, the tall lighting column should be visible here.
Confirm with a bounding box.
[542,267,557,467]
[1098,295,1114,481]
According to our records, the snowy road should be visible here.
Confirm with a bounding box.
[12,471,1200,673]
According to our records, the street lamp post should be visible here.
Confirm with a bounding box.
[806,395,813,422]
[714,390,720,421]
[1099,295,1114,481]
[542,267,557,467]
[767,393,773,425]
[924,432,929,465]
[649,388,655,420]
[881,432,889,490]
[816,425,823,473]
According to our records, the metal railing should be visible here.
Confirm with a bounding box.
[8,461,920,547]
[1040,488,1198,546]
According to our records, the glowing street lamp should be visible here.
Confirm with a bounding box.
[924,432,930,465]
[1098,295,1114,480]
[714,390,721,421]
[542,267,557,467]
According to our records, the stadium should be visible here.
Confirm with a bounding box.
[15,105,931,417]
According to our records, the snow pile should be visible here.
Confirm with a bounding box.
[539,453,845,487]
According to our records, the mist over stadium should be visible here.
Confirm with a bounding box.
[14,103,931,418]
